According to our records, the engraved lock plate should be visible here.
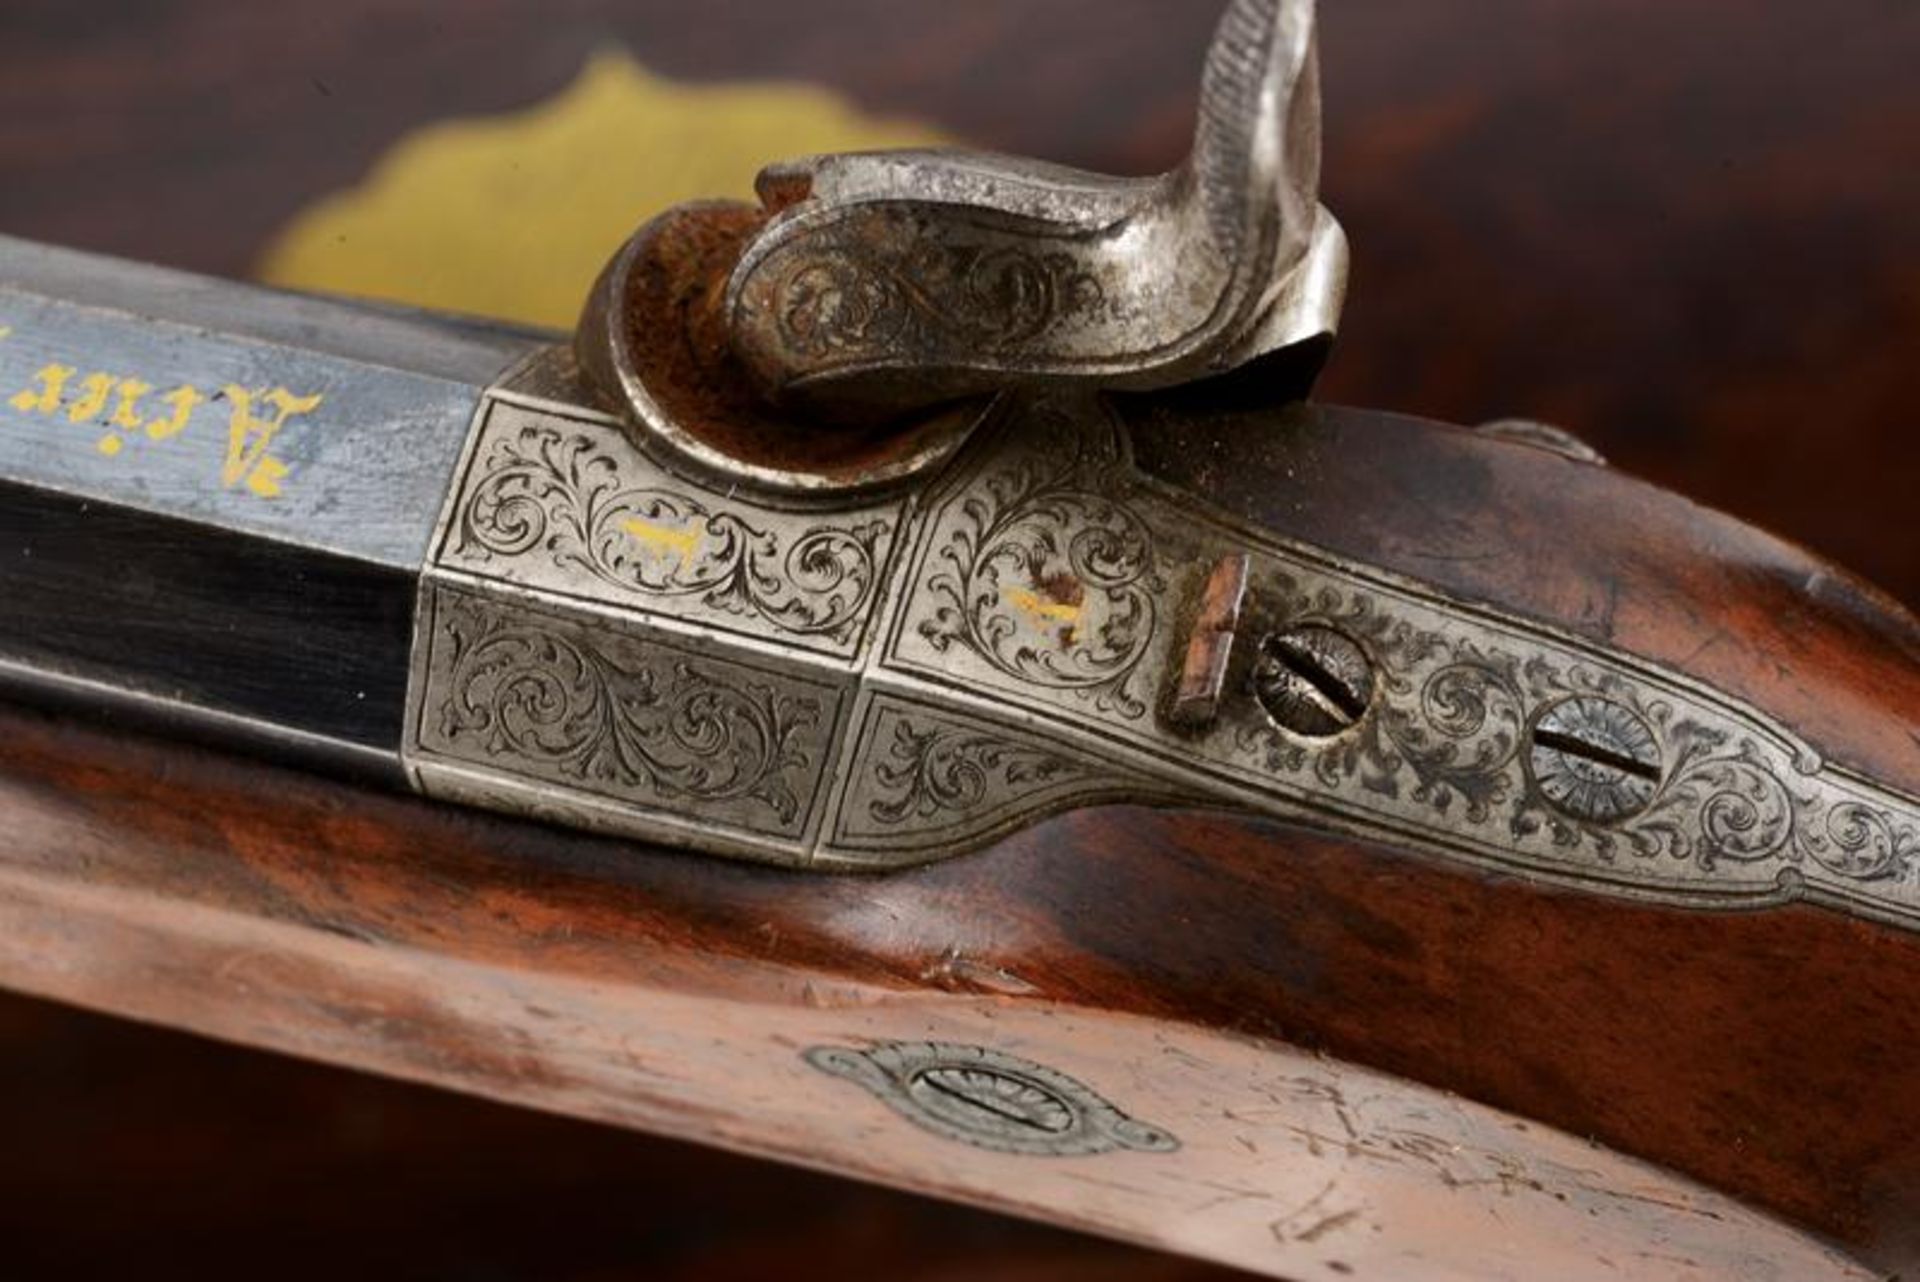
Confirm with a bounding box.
[405,359,1920,933]
[404,355,1179,869]
[405,0,1920,923]
[877,392,1920,924]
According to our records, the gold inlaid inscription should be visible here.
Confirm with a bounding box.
[5,350,322,499]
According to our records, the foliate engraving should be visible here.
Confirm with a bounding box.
[1807,800,1920,882]
[417,588,839,840]
[825,695,1172,866]
[911,404,1162,719]
[868,719,1082,827]
[1230,578,1920,897]
[768,225,1106,368]
[410,374,1920,924]
[874,395,1920,924]
[714,0,1346,423]
[805,1041,1178,1156]
[452,413,892,651]
[1236,584,1529,823]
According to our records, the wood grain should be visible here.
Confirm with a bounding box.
[0,0,1913,603]
[0,700,1893,1281]
[0,393,1913,1274]
[0,992,1229,1282]
[0,2,1916,1277]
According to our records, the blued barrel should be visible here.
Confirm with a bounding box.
[0,237,540,780]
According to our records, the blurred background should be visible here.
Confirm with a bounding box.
[0,0,1915,1277]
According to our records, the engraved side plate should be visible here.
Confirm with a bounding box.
[402,353,1919,926]
[437,394,905,663]
[407,359,888,864]
[410,582,850,861]
[880,393,1920,925]
[820,688,1179,870]
[1208,558,1920,920]
[405,358,1179,869]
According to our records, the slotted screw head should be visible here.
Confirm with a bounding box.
[1253,625,1375,738]
[1527,696,1664,822]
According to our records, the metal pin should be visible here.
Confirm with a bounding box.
[1170,553,1252,728]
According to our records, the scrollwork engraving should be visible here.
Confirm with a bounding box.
[416,385,1920,924]
[867,717,1085,827]
[1238,584,1527,822]
[456,422,888,646]
[822,696,1173,866]
[914,408,1161,718]
[1235,580,1920,897]
[771,233,1105,365]
[423,590,827,834]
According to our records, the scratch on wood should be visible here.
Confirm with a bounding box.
[1270,1181,1369,1246]
[918,947,1040,996]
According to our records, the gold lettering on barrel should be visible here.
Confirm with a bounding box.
[9,364,73,415]
[4,348,321,499]
[219,386,320,499]
[66,372,120,425]
[145,386,203,442]
[109,379,151,429]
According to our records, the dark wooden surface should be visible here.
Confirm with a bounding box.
[0,1,1915,1279]
[0,633,1906,1279]
[0,996,1222,1282]
[0,405,1909,1280]
[2,0,1915,605]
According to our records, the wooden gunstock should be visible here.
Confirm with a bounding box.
[3,398,1913,1281]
